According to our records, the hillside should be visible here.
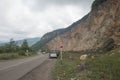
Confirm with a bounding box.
[33,0,120,51]
[31,14,88,50]
[31,29,65,50]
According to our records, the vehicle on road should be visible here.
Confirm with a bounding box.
[49,52,58,58]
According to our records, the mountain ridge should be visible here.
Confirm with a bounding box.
[31,14,89,50]
[32,0,120,51]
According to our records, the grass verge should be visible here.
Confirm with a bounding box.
[52,48,120,80]
[0,52,37,61]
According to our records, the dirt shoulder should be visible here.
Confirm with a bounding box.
[18,59,56,80]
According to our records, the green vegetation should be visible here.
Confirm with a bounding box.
[92,0,107,9]
[0,39,19,53]
[52,48,120,80]
[0,39,36,60]
[87,52,120,80]
[52,52,85,80]
[0,53,19,60]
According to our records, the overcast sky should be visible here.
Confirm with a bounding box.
[0,0,94,41]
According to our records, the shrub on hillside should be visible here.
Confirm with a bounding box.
[102,38,115,51]
[92,0,107,9]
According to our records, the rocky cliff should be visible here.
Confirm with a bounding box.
[33,0,120,51]
[32,15,88,50]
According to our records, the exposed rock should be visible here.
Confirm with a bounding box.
[80,54,88,61]
[33,0,120,51]
[45,0,120,51]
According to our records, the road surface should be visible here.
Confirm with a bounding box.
[0,54,51,80]
[19,59,56,80]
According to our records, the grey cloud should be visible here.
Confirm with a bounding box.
[35,0,94,6]
[24,0,94,11]
[14,31,28,35]
[0,0,94,41]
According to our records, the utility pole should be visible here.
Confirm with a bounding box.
[26,50,29,56]
[60,45,63,60]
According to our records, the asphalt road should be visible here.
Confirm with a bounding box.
[0,54,48,80]
[19,59,56,80]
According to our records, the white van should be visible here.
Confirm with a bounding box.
[49,52,58,58]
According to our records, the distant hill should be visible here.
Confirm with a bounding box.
[0,41,3,43]
[0,41,4,44]
[0,37,40,47]
[16,37,40,46]
[0,41,6,46]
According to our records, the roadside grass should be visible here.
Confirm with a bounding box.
[0,53,19,60]
[0,52,37,61]
[52,48,120,80]
[86,48,120,80]
[52,52,86,80]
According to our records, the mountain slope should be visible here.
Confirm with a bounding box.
[31,29,65,50]
[33,0,120,51]
[32,14,89,50]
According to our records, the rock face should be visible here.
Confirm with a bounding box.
[32,29,65,50]
[33,0,120,51]
[32,17,87,50]
[45,0,120,51]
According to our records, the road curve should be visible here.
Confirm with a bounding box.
[0,54,48,80]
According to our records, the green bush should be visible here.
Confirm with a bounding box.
[27,52,36,56]
[0,54,19,60]
[18,50,26,56]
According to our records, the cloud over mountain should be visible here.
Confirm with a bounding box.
[0,0,94,41]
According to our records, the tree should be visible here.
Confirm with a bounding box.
[0,46,4,53]
[21,39,29,51]
[0,38,19,53]
[9,38,18,52]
